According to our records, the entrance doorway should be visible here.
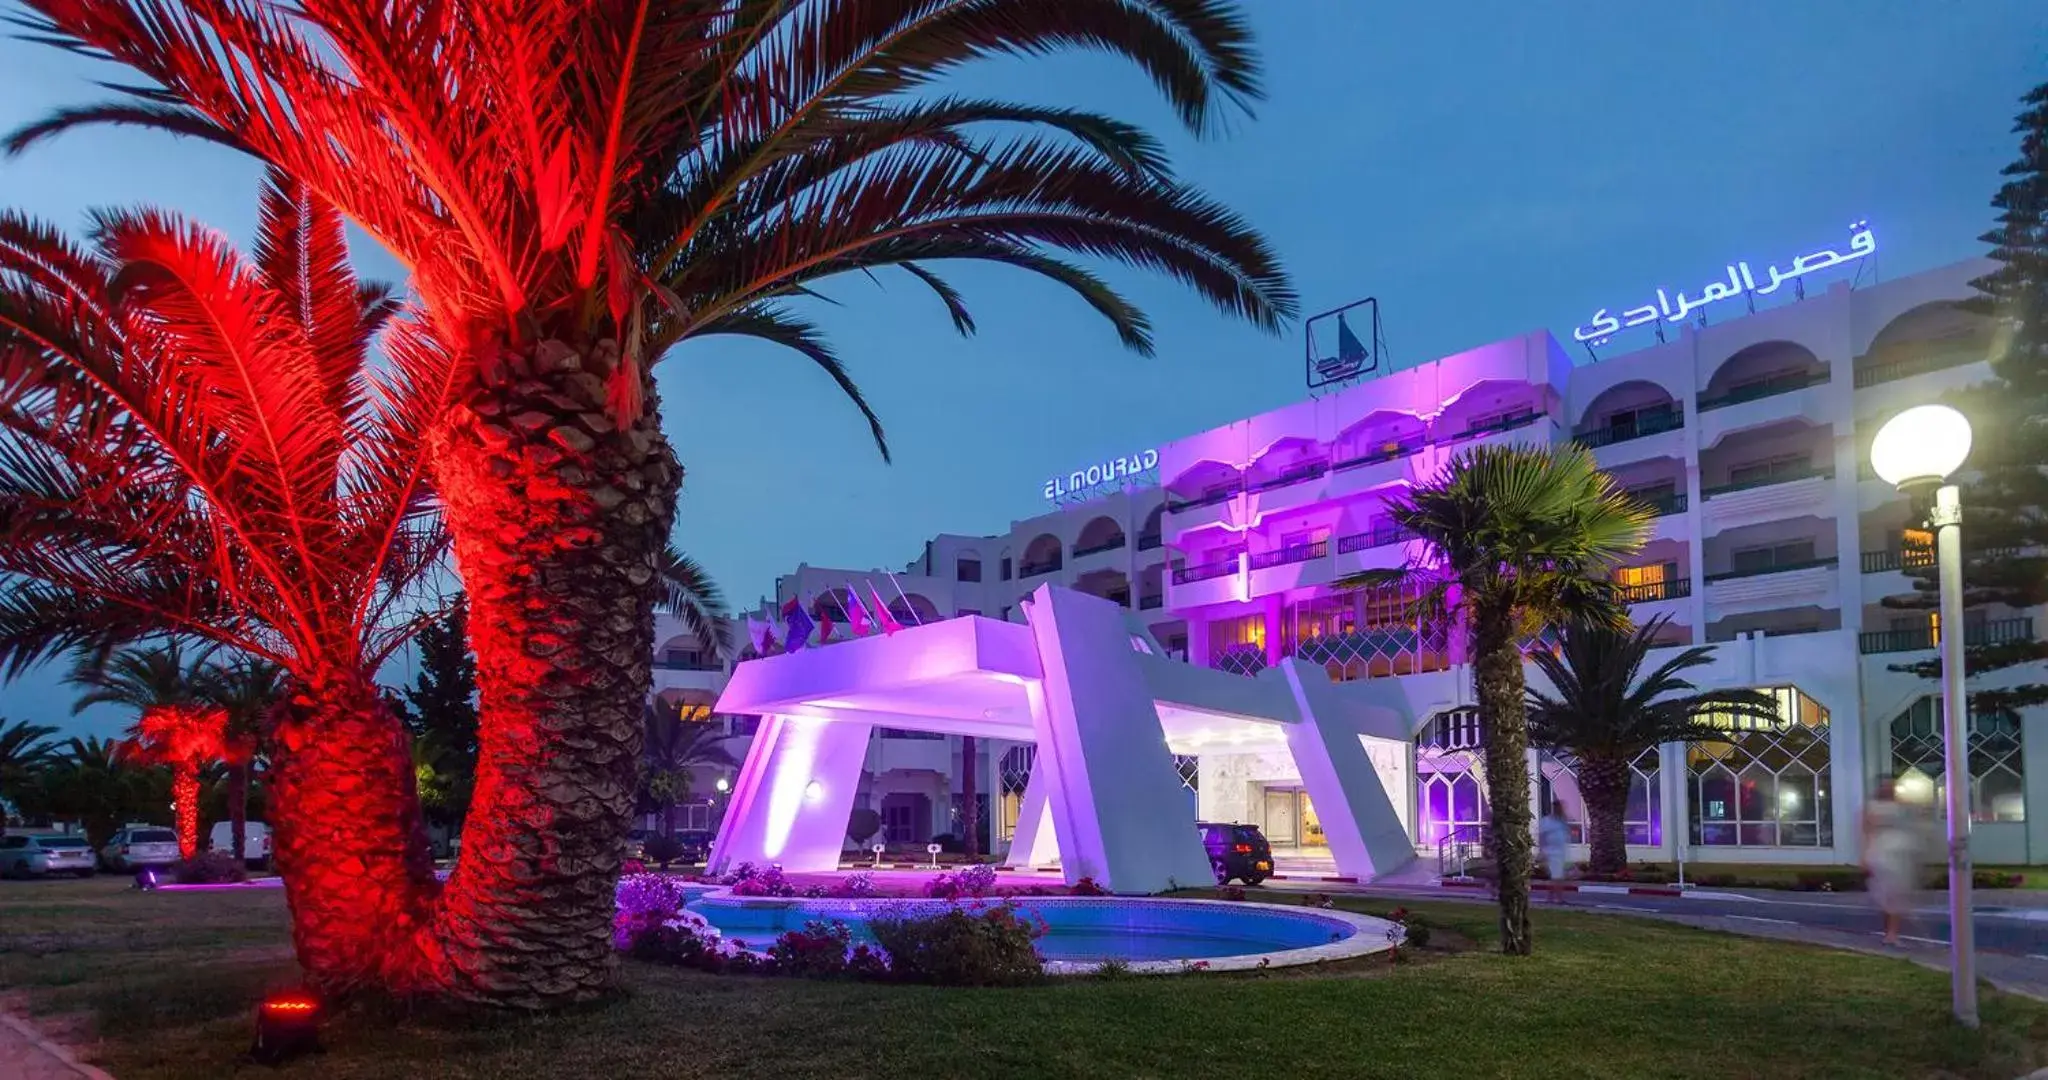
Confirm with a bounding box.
[1259,786,1328,852]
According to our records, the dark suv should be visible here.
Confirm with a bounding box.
[1199,822,1273,885]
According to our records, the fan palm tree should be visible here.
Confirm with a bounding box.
[0,718,60,815]
[10,0,1292,1007]
[1340,444,1651,955]
[205,658,285,862]
[637,699,738,854]
[0,178,445,993]
[1526,616,1779,876]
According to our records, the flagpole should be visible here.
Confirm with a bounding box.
[884,571,923,625]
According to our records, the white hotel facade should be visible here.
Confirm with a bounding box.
[651,252,2048,869]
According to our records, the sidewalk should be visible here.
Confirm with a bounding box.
[0,1012,113,1080]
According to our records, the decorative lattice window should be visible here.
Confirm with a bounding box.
[1286,588,1451,683]
[1172,754,1199,793]
[1891,697,2024,823]
[1539,748,1663,846]
[1687,686,1832,847]
[1208,613,1268,677]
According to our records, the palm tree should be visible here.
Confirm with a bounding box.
[33,737,156,850]
[1341,444,1651,955]
[206,658,285,863]
[9,0,1293,1006]
[0,179,444,993]
[1526,616,1779,876]
[637,700,738,861]
[68,643,224,857]
[120,702,228,860]
[0,718,60,815]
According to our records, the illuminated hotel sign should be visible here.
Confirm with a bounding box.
[1043,449,1159,505]
[1573,222,1876,346]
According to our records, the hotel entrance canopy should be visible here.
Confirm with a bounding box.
[712,585,1415,892]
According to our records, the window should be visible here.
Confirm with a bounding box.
[1466,405,1538,433]
[1688,686,1832,847]
[1627,481,1678,503]
[1730,540,1816,575]
[1540,750,1662,846]
[1603,401,1676,437]
[1891,697,2024,822]
[1727,453,1811,487]
[999,557,1012,581]
[0,837,23,849]
[956,558,982,582]
[998,605,1012,621]
[1208,613,1268,676]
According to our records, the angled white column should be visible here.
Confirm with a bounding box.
[1023,585,1213,893]
[708,713,871,875]
[1279,660,1417,881]
[1002,763,1059,868]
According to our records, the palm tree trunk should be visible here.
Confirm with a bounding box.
[229,762,249,863]
[421,338,678,1008]
[171,766,201,861]
[1472,604,1534,956]
[269,674,438,994]
[1579,756,1632,876]
[960,735,980,859]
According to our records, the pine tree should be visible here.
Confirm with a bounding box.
[1885,81,2048,714]
[398,600,480,825]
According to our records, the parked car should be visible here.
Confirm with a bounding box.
[208,821,273,870]
[1,834,98,878]
[99,826,182,871]
[1198,821,1273,885]
[623,830,648,861]
[673,830,712,864]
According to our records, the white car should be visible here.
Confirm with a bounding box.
[1,834,98,877]
[100,826,182,871]
[209,821,273,869]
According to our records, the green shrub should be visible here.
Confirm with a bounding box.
[642,834,687,866]
[869,902,1046,986]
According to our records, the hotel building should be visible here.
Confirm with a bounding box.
[658,252,2045,869]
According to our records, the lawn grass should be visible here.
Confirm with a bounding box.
[4,877,2046,1079]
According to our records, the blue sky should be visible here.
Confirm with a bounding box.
[1,1,2043,738]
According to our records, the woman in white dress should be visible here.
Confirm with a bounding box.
[1862,778,1920,946]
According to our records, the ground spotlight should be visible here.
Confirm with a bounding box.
[249,991,323,1066]
[133,867,157,891]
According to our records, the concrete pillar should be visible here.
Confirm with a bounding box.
[1279,661,1415,881]
[709,713,872,875]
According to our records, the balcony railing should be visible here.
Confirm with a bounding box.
[1337,524,1418,553]
[1631,490,1688,516]
[1248,540,1328,570]
[1616,577,1692,604]
[1333,440,1425,472]
[1859,616,2035,655]
[1136,532,1163,551]
[1700,465,1833,500]
[1073,536,1126,558]
[1703,556,1839,583]
[1853,344,1989,389]
[1445,411,1545,443]
[1860,548,1935,574]
[654,657,724,672]
[1139,594,1164,610]
[1166,487,1239,513]
[1247,461,1330,493]
[1172,555,1241,584]
[1018,558,1063,577]
[1696,368,1830,411]
[1573,409,1683,449]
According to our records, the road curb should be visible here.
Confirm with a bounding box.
[1439,878,1683,897]
[1,1011,116,1080]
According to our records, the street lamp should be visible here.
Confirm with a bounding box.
[1870,403,1977,1028]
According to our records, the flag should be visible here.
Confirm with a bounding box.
[869,584,903,635]
[745,614,770,654]
[1336,310,1368,365]
[781,594,815,651]
[845,588,872,636]
[812,592,836,644]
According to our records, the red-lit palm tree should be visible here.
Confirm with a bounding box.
[0,175,447,991]
[13,0,1295,1006]
[121,703,228,859]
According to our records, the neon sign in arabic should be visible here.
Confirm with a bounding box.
[1573,222,1876,345]
[1043,449,1159,504]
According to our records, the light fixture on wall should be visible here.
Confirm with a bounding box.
[715,776,731,794]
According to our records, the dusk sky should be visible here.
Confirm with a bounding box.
[1,1,2043,738]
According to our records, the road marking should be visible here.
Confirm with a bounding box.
[1897,934,1949,946]
[1592,904,1657,913]
[1729,915,1795,925]
[2026,954,2048,962]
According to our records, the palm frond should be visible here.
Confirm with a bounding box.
[656,545,732,660]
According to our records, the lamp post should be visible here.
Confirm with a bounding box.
[1870,403,1977,1029]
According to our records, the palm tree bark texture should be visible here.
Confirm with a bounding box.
[419,340,678,1005]
[1576,756,1633,876]
[1472,604,1535,956]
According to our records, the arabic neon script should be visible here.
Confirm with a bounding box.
[1573,223,1877,344]
[1044,449,1159,502]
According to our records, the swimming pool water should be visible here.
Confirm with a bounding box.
[687,896,1355,964]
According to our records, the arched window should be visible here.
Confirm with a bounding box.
[1891,697,2024,822]
[1687,687,1832,847]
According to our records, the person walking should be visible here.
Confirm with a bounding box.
[1862,778,1921,946]
[1538,800,1574,904]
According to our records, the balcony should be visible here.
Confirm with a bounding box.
[1443,410,1546,445]
[1697,368,1830,412]
[1703,556,1839,584]
[1337,524,1418,553]
[1617,577,1691,604]
[1073,536,1126,558]
[654,656,723,672]
[1167,487,1240,513]
[1136,532,1163,551]
[1249,540,1328,569]
[1574,410,1683,449]
[1860,548,1934,574]
[1858,616,2035,655]
[1333,440,1425,473]
[1247,460,1330,494]
[1172,554,1241,585]
[1853,345,1987,389]
[1139,594,1164,610]
[1634,491,1688,516]
[1018,558,1063,577]
[1700,465,1833,500]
